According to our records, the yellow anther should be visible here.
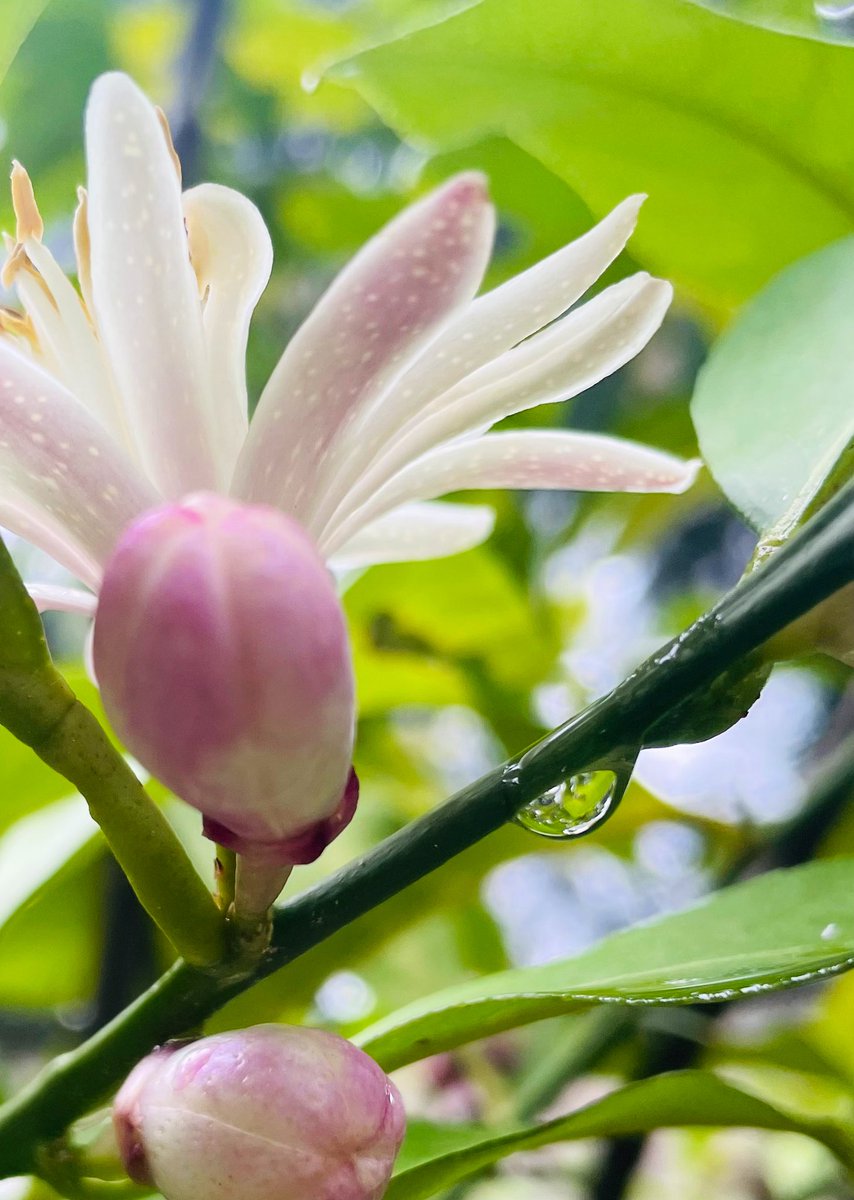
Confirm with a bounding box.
[0,305,37,348]
[73,186,94,314]
[1,236,27,290]
[10,161,44,243]
[155,106,182,184]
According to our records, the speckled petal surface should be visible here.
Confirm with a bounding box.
[233,174,495,521]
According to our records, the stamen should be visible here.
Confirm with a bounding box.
[10,161,44,243]
[1,236,28,289]
[73,186,95,316]
[1,231,57,308]
[0,305,38,349]
[155,106,182,184]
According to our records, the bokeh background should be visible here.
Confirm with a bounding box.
[0,2,853,1198]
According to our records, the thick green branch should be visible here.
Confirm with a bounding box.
[0,480,851,1176]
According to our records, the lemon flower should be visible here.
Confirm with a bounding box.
[0,72,697,623]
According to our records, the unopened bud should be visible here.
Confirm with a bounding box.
[114,1026,405,1200]
[93,494,356,870]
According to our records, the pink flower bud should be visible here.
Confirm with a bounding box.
[93,494,356,867]
[114,1026,406,1200]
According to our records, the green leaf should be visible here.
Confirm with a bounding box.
[351,627,473,715]
[0,0,109,233]
[0,0,48,89]
[356,859,854,1070]
[0,794,100,932]
[0,796,104,1007]
[388,1070,854,1198]
[692,237,854,536]
[336,0,854,307]
[345,547,557,691]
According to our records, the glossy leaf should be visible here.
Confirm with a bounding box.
[0,795,99,931]
[0,796,103,1007]
[336,0,854,307]
[357,859,854,1069]
[692,237,854,535]
[388,1070,854,1198]
[0,0,47,89]
[345,547,559,692]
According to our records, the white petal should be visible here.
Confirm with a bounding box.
[325,431,700,554]
[20,237,130,445]
[0,338,159,570]
[26,583,98,616]
[317,196,644,524]
[233,174,495,519]
[0,486,101,589]
[183,183,273,484]
[324,273,672,541]
[325,501,495,569]
[86,72,218,496]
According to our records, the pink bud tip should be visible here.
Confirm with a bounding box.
[93,494,356,864]
[114,1026,406,1200]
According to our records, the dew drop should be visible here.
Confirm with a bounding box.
[514,769,619,840]
[821,922,842,941]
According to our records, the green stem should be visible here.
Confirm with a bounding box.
[0,479,851,1176]
[31,697,225,970]
[214,845,236,913]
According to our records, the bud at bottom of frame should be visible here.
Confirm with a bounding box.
[114,1025,406,1200]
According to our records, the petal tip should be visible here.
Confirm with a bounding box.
[442,170,491,209]
[680,456,704,491]
[86,71,152,132]
[88,70,141,101]
[642,274,674,308]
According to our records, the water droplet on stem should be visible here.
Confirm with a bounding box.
[515,769,619,840]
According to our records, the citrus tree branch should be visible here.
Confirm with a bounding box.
[0,479,851,1176]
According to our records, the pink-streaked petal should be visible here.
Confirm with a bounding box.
[183,184,273,486]
[26,583,98,616]
[315,196,645,528]
[323,273,672,540]
[0,486,102,589]
[0,338,160,569]
[325,501,495,569]
[324,431,700,555]
[233,174,496,519]
[86,73,218,496]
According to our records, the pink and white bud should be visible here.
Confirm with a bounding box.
[93,494,356,875]
[114,1025,406,1200]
